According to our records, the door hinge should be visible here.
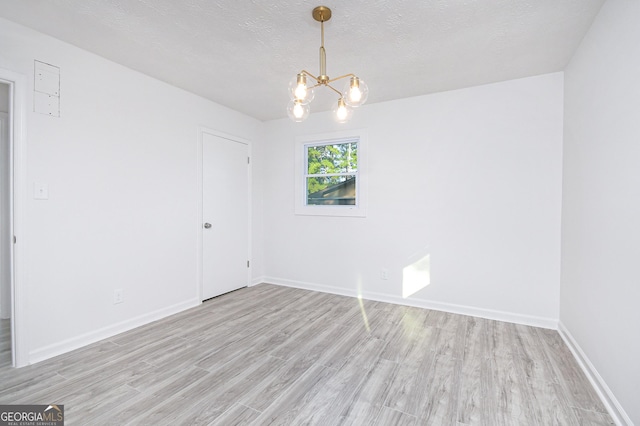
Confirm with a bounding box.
[247,260,250,268]
[13,236,16,244]
[247,156,250,164]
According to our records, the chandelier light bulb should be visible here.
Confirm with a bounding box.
[287,99,310,122]
[336,104,348,121]
[289,74,314,104]
[343,77,369,107]
[333,98,352,123]
[295,84,307,100]
[349,86,362,103]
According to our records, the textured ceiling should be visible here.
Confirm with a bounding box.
[0,0,604,121]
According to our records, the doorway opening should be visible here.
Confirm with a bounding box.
[0,82,11,367]
[0,68,27,368]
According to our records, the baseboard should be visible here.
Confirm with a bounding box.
[29,298,201,365]
[250,275,266,287]
[558,321,632,426]
[262,277,557,329]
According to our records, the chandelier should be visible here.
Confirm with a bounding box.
[287,6,369,123]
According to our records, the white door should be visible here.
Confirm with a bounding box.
[202,132,249,300]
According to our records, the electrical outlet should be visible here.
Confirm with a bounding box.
[114,289,123,304]
[381,269,389,280]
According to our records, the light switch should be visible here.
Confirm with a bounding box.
[34,183,49,200]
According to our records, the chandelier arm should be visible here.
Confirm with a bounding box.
[300,70,320,82]
[325,83,343,97]
[327,73,356,84]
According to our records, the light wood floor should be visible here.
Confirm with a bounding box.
[0,318,10,369]
[0,284,613,425]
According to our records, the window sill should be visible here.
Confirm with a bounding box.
[295,205,367,218]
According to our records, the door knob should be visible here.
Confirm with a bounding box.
[204,223,212,229]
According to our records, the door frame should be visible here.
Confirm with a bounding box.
[0,68,28,367]
[197,127,252,302]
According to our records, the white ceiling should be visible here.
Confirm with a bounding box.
[0,0,604,121]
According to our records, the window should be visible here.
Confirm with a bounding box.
[295,130,367,217]
[305,140,358,206]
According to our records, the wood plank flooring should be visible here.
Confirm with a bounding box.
[0,284,613,425]
[0,318,10,369]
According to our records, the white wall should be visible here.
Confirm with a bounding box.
[561,1,640,424]
[262,73,564,326]
[0,17,263,362]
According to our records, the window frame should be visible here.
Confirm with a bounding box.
[295,129,368,217]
